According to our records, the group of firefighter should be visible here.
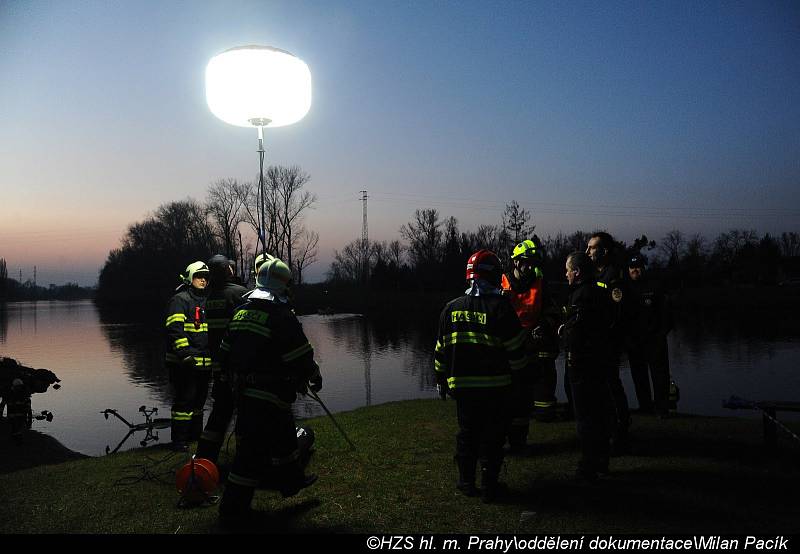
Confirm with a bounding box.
[164,230,673,525]
[164,253,320,526]
[434,231,674,501]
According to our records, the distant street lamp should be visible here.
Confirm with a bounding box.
[206,45,312,256]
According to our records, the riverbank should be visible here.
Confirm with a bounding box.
[1,399,799,534]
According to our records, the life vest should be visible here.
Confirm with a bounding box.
[501,273,543,330]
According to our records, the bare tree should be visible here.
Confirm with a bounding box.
[501,200,535,258]
[241,165,316,268]
[206,178,250,259]
[400,209,443,268]
[712,229,758,264]
[328,239,364,283]
[292,228,319,285]
[388,240,405,267]
[779,232,800,257]
[660,230,685,267]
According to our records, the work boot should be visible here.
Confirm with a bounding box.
[480,464,506,504]
[279,473,318,498]
[219,482,256,530]
[455,456,478,497]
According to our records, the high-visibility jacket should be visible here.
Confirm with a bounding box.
[434,293,530,391]
[164,286,212,370]
[205,281,248,372]
[219,298,320,409]
[501,273,543,330]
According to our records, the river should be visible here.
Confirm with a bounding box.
[1,299,798,456]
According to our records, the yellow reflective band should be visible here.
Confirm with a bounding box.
[596,281,608,289]
[174,338,190,348]
[440,331,501,348]
[242,388,292,410]
[228,472,259,488]
[166,313,186,326]
[538,352,557,358]
[193,357,212,367]
[434,359,445,372]
[503,329,528,351]
[282,342,313,362]
[229,321,272,338]
[434,339,444,353]
[450,310,487,325]
[183,323,208,332]
[172,411,193,421]
[232,309,269,325]
[534,401,556,408]
[447,375,512,388]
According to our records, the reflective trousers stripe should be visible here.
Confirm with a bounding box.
[172,411,193,421]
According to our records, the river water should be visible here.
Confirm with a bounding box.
[1,299,798,456]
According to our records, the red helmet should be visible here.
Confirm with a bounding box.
[176,457,219,505]
[466,249,502,285]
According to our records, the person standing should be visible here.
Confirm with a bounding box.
[560,252,613,480]
[164,261,212,451]
[196,254,248,463]
[586,231,632,454]
[434,249,530,502]
[625,255,673,418]
[218,256,321,526]
[500,237,560,455]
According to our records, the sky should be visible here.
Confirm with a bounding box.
[1,0,799,286]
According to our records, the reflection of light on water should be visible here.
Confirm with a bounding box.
[3,301,799,455]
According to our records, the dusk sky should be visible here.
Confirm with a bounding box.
[2,1,799,286]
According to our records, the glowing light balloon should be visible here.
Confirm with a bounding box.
[206,45,312,128]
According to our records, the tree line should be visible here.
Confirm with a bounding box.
[95,166,319,310]
[0,258,94,301]
[327,202,800,293]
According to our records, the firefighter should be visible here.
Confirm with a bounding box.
[500,237,560,455]
[434,249,531,502]
[625,255,674,418]
[165,261,212,451]
[196,254,248,463]
[586,231,632,455]
[560,252,613,480]
[218,256,321,526]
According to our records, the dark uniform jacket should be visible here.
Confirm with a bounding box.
[205,281,248,371]
[596,264,628,354]
[165,286,211,370]
[562,280,613,369]
[219,298,319,409]
[434,293,530,392]
[625,277,673,342]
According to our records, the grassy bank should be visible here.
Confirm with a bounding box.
[1,399,799,534]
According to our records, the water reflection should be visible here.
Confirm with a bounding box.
[1,300,798,456]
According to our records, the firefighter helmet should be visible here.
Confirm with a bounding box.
[466,249,502,285]
[181,261,210,285]
[511,239,543,262]
[256,256,292,294]
[254,252,275,274]
[176,457,219,506]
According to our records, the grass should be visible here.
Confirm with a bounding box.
[1,398,799,534]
